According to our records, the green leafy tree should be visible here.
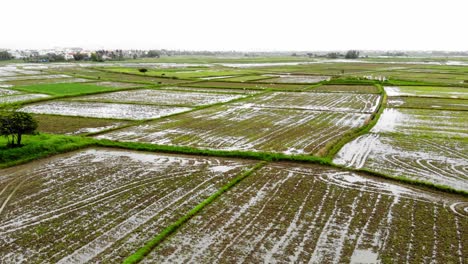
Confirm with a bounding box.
[345,50,360,59]
[0,112,38,147]
[0,51,12,60]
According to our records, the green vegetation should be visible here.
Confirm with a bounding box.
[12,83,127,97]
[0,134,93,168]
[0,111,37,146]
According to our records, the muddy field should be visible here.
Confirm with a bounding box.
[70,89,245,106]
[146,163,467,263]
[96,104,371,155]
[20,101,192,120]
[0,148,258,263]
[237,91,381,113]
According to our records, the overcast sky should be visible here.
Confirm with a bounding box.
[1,0,467,51]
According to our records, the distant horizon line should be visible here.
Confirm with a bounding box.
[2,47,468,53]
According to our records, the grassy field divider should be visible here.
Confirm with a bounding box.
[94,139,332,165]
[122,161,267,264]
[323,83,387,159]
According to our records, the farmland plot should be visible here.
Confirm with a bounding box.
[3,78,90,87]
[96,104,371,155]
[371,108,467,138]
[334,134,468,190]
[33,114,130,135]
[236,92,381,113]
[387,96,468,111]
[158,86,260,95]
[259,74,330,83]
[146,163,467,263]
[0,88,20,96]
[20,101,191,120]
[187,81,310,90]
[71,89,245,106]
[0,148,258,263]
[0,93,50,104]
[0,74,72,81]
[92,81,144,88]
[313,85,380,94]
[384,86,468,99]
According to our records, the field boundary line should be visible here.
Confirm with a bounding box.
[122,161,267,264]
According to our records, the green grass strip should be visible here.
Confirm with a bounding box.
[94,139,332,165]
[122,161,267,264]
[0,134,94,168]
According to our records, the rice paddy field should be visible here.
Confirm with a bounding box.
[0,58,466,263]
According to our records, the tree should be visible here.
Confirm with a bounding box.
[326,52,341,59]
[0,51,12,60]
[0,112,38,147]
[138,68,148,74]
[73,52,89,61]
[146,50,161,58]
[345,50,360,59]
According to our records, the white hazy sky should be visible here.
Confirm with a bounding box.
[1,0,467,51]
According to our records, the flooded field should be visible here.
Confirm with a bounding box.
[334,134,468,190]
[96,104,370,154]
[371,108,467,138]
[0,148,258,263]
[260,74,331,83]
[237,92,381,113]
[20,101,191,120]
[385,86,468,99]
[146,163,467,263]
[71,89,245,106]
[0,93,50,104]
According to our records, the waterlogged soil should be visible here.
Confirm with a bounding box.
[384,86,468,99]
[259,74,330,83]
[147,162,467,263]
[92,82,145,88]
[4,78,90,87]
[237,92,381,113]
[0,148,258,263]
[187,81,310,91]
[0,88,21,96]
[159,86,259,95]
[387,96,468,111]
[0,74,71,82]
[71,89,245,107]
[20,101,192,120]
[33,114,130,135]
[334,133,468,191]
[96,104,370,155]
[313,85,380,94]
[371,108,467,138]
[0,93,50,104]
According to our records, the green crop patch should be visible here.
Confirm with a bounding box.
[13,83,129,96]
